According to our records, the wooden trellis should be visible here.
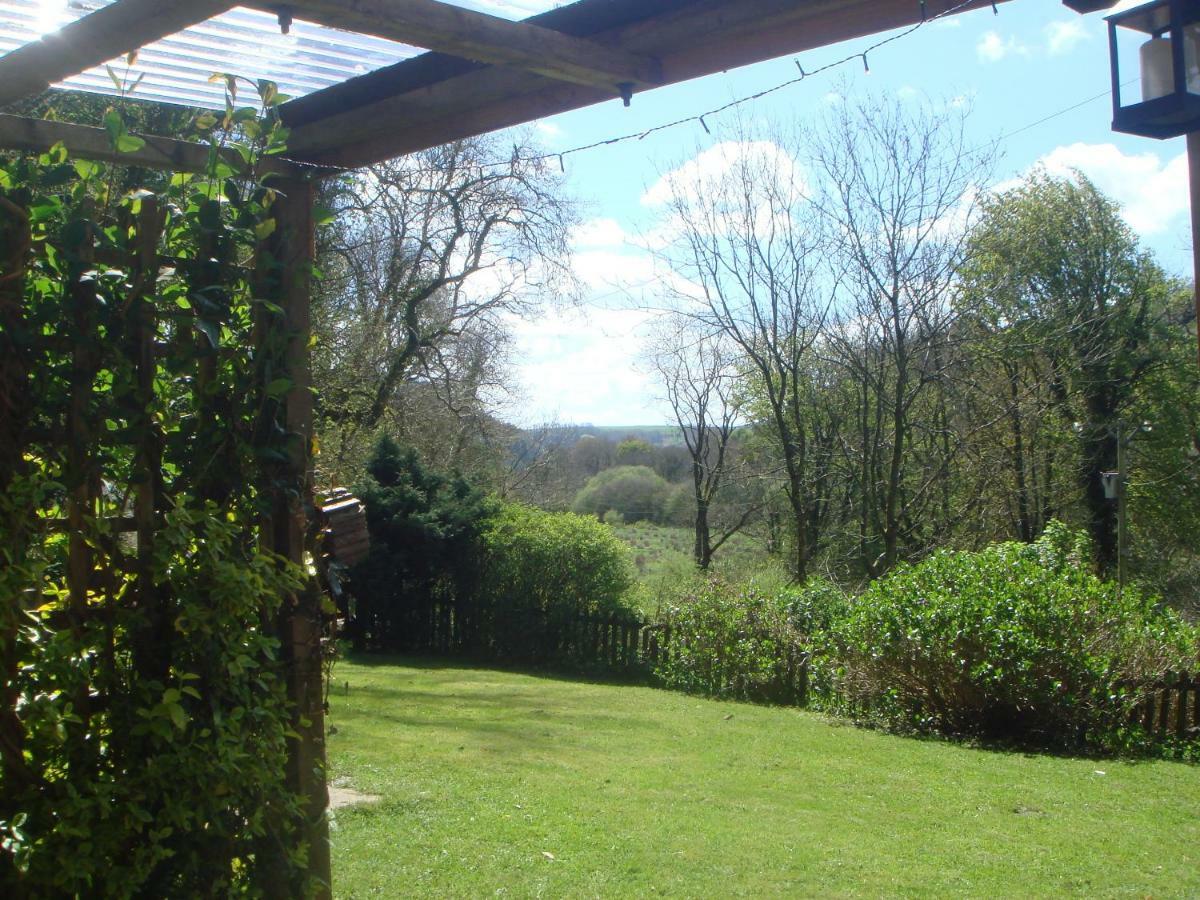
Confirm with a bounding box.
[0,0,1003,893]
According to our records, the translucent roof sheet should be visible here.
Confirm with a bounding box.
[0,0,563,109]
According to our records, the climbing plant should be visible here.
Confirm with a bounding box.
[0,80,320,895]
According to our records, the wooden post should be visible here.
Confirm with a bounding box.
[266,178,330,898]
[1189,132,1200,374]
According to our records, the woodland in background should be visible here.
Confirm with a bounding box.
[321,95,1199,614]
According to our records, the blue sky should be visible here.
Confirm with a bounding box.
[500,0,1192,427]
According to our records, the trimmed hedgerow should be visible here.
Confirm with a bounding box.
[825,523,1198,749]
[655,579,811,704]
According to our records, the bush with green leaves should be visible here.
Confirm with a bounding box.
[656,579,807,703]
[571,465,673,524]
[826,524,1198,748]
[478,503,639,660]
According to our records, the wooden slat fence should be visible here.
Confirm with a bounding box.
[1126,671,1200,741]
[362,600,1196,745]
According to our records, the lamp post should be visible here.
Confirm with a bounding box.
[1067,0,1200,370]
[1080,419,1153,596]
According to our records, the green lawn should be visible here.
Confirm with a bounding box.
[327,658,1200,898]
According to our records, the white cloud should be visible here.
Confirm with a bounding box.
[1011,143,1188,237]
[534,120,563,141]
[1045,20,1090,56]
[976,31,1028,63]
[571,217,629,250]
[641,140,804,207]
[507,306,670,426]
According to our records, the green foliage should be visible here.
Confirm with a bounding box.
[351,436,494,649]
[350,444,640,665]
[571,465,672,524]
[613,521,772,603]
[655,579,806,703]
[478,504,639,660]
[1,90,314,893]
[826,524,1198,749]
[2,498,305,894]
[614,437,655,467]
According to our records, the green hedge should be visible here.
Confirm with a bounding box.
[477,504,640,661]
[655,579,812,703]
[825,524,1198,749]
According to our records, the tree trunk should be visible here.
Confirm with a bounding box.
[694,499,712,570]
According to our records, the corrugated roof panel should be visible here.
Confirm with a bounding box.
[0,1,564,109]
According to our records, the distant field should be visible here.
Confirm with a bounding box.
[328,659,1200,898]
[572,424,684,447]
[612,521,771,595]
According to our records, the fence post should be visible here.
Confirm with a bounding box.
[1176,671,1190,740]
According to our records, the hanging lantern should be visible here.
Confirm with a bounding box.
[1062,1,1118,11]
[1100,471,1122,500]
[1106,0,1200,138]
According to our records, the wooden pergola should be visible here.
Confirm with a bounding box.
[0,0,999,893]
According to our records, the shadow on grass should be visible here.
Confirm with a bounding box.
[335,653,1197,767]
[339,651,658,690]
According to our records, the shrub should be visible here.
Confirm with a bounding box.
[351,436,494,650]
[571,465,672,524]
[656,579,806,703]
[479,504,640,661]
[826,525,1198,749]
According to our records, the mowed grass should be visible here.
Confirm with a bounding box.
[328,658,1200,898]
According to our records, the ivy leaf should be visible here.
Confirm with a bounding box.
[73,159,100,180]
[116,133,146,154]
[313,205,336,227]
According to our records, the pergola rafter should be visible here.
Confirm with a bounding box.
[257,0,664,96]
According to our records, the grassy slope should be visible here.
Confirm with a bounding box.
[613,522,769,591]
[328,658,1200,898]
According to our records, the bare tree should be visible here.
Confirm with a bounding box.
[313,134,575,482]
[652,128,834,581]
[810,94,992,574]
[650,316,753,569]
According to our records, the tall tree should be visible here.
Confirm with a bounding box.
[962,170,1172,572]
[652,131,832,581]
[650,317,752,569]
[811,94,991,575]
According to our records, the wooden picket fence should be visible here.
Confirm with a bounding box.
[1125,671,1200,741]
[364,600,1197,744]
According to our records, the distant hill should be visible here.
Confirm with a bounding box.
[540,424,683,448]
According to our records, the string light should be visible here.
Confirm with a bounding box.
[270,0,991,179]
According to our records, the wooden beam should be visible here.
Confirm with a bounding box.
[0,113,312,178]
[261,177,331,899]
[285,0,1003,168]
[267,0,661,93]
[0,0,236,109]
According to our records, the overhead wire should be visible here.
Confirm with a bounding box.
[271,0,997,179]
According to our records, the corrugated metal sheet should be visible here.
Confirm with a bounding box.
[0,1,563,109]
